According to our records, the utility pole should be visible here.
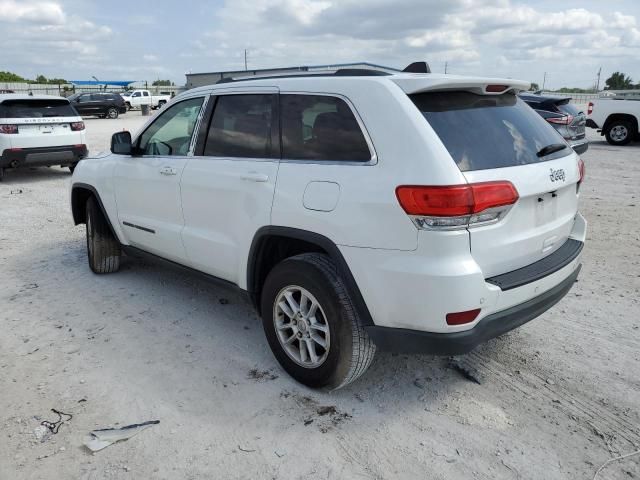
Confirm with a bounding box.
[595,66,602,92]
[244,49,248,71]
[542,72,547,91]
[444,61,448,74]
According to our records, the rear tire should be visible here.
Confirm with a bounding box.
[0,167,4,181]
[85,196,121,274]
[125,102,132,111]
[605,120,633,146]
[261,253,376,389]
[107,107,118,119]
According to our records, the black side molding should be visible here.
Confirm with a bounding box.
[486,239,583,291]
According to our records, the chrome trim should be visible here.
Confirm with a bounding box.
[187,95,210,156]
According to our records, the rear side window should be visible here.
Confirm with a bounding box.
[281,95,371,162]
[0,99,76,118]
[204,94,277,158]
[411,92,569,171]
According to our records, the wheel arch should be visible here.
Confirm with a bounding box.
[71,183,119,241]
[603,113,638,133]
[247,226,374,326]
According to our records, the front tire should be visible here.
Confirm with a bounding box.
[85,196,121,273]
[261,253,376,389]
[605,120,633,145]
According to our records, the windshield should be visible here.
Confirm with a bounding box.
[0,99,77,118]
[410,91,570,171]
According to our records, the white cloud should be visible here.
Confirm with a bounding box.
[0,0,64,24]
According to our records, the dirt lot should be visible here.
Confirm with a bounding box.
[0,114,638,480]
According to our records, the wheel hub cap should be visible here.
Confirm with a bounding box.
[273,286,330,368]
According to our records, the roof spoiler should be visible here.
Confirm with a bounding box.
[403,62,431,74]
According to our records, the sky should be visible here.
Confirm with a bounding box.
[1,0,639,89]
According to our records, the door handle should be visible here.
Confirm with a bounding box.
[159,166,177,176]
[240,172,269,182]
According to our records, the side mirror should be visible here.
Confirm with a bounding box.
[111,131,132,155]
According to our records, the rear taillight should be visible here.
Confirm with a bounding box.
[577,158,585,193]
[0,124,18,134]
[396,181,519,230]
[546,115,573,125]
[587,102,593,115]
[70,122,85,131]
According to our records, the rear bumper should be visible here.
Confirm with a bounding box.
[585,119,599,129]
[366,264,581,355]
[1,145,87,168]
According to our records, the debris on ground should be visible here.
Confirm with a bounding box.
[448,357,483,385]
[247,368,279,381]
[238,445,256,453]
[317,406,337,416]
[41,409,73,434]
[33,425,52,443]
[84,420,160,452]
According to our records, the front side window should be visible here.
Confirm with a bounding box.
[280,94,371,162]
[203,94,276,158]
[137,97,204,156]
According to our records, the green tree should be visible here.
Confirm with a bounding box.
[35,74,48,84]
[529,82,540,92]
[604,72,634,90]
[0,71,28,82]
[152,79,174,86]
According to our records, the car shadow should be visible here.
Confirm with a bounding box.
[10,236,515,416]
[0,166,71,185]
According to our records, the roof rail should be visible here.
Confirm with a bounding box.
[216,68,392,84]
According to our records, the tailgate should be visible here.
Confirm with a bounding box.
[409,90,583,278]
[463,154,580,277]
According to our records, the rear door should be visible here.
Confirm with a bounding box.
[411,91,581,277]
[112,96,206,262]
[180,90,280,284]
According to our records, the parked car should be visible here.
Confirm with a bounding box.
[587,95,640,145]
[121,90,170,111]
[67,92,127,119]
[0,94,87,180]
[520,93,588,154]
[70,67,586,389]
[0,89,15,94]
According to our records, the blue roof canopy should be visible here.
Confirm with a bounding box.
[70,80,136,86]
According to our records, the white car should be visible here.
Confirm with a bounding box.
[587,95,640,145]
[70,66,586,389]
[0,94,87,180]
[121,90,171,110]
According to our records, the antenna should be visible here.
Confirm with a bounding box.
[244,49,248,71]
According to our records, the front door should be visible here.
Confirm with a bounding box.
[180,92,280,285]
[113,96,206,263]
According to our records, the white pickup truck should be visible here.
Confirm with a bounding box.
[587,95,640,145]
[120,90,171,111]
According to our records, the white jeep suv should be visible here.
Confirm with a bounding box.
[0,94,87,180]
[70,68,586,389]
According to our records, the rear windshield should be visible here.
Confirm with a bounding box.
[0,99,76,118]
[411,92,569,171]
[557,102,583,116]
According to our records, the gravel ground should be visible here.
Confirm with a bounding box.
[0,114,638,480]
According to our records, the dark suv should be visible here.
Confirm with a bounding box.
[520,93,588,155]
[67,93,127,119]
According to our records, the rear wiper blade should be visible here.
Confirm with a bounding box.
[537,143,567,157]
